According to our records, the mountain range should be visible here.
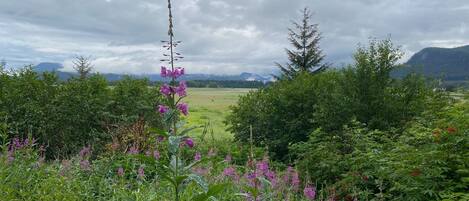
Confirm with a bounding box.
[31,44,469,84]
[32,63,275,83]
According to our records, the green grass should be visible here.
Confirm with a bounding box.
[183,88,252,139]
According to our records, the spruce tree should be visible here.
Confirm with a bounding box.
[73,56,93,79]
[276,8,327,79]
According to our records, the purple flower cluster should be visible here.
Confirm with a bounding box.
[303,185,316,200]
[158,66,189,117]
[6,137,34,164]
[159,81,187,97]
[127,146,139,155]
[185,138,194,148]
[161,66,184,79]
[283,166,300,191]
[194,152,202,161]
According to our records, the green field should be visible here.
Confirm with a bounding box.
[183,88,252,139]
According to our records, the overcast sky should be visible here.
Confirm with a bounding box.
[1,0,468,75]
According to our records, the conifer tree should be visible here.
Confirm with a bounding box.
[277,8,327,79]
[73,56,93,79]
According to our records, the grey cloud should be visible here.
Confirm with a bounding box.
[0,0,468,74]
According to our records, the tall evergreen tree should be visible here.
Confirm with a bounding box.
[73,56,93,79]
[276,8,327,79]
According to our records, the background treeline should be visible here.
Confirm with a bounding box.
[0,67,162,158]
[226,39,469,200]
[115,80,267,88]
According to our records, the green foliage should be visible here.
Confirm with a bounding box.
[0,68,161,158]
[291,99,469,200]
[227,39,439,161]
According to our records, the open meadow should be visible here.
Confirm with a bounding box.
[184,88,253,139]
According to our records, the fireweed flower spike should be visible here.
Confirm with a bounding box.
[194,152,201,161]
[160,84,172,96]
[177,103,189,115]
[175,81,187,97]
[304,185,316,200]
[158,105,169,114]
[185,138,194,148]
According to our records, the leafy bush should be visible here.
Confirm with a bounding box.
[0,68,162,158]
[291,99,469,200]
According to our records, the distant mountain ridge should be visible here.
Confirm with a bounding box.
[396,45,469,81]
[32,62,275,83]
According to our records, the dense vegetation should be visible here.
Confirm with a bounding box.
[1,1,468,200]
[0,67,162,158]
[227,39,469,200]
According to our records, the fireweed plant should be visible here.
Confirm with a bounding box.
[152,0,226,200]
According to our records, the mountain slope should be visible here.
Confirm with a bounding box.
[397,45,469,81]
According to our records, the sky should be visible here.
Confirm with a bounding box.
[1,0,468,75]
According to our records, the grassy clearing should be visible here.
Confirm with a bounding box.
[183,88,252,139]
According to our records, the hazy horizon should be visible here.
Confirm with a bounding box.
[1,0,468,75]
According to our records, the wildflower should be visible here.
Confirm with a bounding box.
[256,160,269,175]
[117,167,124,177]
[304,186,316,200]
[223,166,236,177]
[79,146,91,159]
[128,146,139,154]
[138,167,145,179]
[161,66,169,77]
[175,81,187,97]
[193,167,208,175]
[153,150,160,160]
[159,84,173,96]
[172,67,185,78]
[265,170,277,187]
[291,171,300,190]
[185,138,194,148]
[177,103,189,116]
[158,105,169,114]
[194,152,201,161]
[80,159,91,170]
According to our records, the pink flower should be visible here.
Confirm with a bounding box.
[175,81,187,97]
[304,186,316,200]
[194,152,202,161]
[223,166,236,177]
[177,103,189,116]
[158,105,169,114]
[153,150,160,160]
[79,159,91,170]
[138,167,145,179]
[79,146,91,159]
[172,67,185,78]
[291,171,300,190]
[256,160,269,175]
[159,84,173,96]
[128,146,139,154]
[117,167,124,177]
[185,138,194,148]
[161,66,169,77]
[265,170,277,187]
